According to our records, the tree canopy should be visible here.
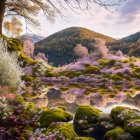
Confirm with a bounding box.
[0,0,118,35]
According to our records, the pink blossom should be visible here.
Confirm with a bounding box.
[50,121,55,126]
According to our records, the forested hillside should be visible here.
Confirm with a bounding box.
[34,27,140,66]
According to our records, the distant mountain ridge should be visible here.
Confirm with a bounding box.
[109,31,140,57]
[121,31,140,43]
[20,34,45,43]
[34,27,116,66]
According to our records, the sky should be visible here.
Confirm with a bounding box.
[24,0,140,39]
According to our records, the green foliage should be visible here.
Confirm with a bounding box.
[103,73,111,78]
[18,52,34,66]
[125,75,132,81]
[103,126,124,140]
[12,95,25,105]
[130,62,135,68]
[21,75,38,82]
[132,67,140,79]
[37,108,73,128]
[111,75,123,81]
[84,65,100,74]
[116,72,123,77]
[114,66,122,70]
[130,56,137,62]
[123,59,131,63]
[134,67,140,73]
[45,69,55,77]
[1,35,23,52]
[1,35,35,68]
[99,59,116,66]
[57,70,82,79]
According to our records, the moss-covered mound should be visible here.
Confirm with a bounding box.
[124,119,140,138]
[37,107,73,128]
[46,122,77,140]
[74,137,96,140]
[74,105,114,139]
[110,106,140,139]
[2,35,34,66]
[74,105,102,126]
[103,126,124,140]
[110,106,140,126]
[24,122,78,140]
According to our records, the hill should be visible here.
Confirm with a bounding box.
[121,31,140,43]
[109,32,140,57]
[34,27,116,66]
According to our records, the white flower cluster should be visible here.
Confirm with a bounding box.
[0,97,12,120]
[0,38,23,88]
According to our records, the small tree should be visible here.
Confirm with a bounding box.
[90,38,108,59]
[3,17,23,38]
[23,39,34,58]
[35,52,48,62]
[74,44,88,58]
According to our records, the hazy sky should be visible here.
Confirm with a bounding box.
[24,0,140,39]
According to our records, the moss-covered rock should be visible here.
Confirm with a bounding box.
[37,107,73,128]
[103,126,124,140]
[74,105,102,126]
[2,35,35,66]
[74,105,114,139]
[110,106,140,127]
[46,122,77,140]
[57,106,66,111]
[124,119,140,137]
[74,137,96,140]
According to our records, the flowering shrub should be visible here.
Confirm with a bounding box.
[0,86,17,104]
[0,97,12,120]
[0,39,23,88]
[27,122,77,140]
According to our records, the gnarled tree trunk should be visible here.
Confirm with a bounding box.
[0,0,6,36]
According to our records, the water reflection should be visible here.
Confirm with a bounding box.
[32,85,140,114]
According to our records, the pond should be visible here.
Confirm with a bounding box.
[32,81,140,114]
